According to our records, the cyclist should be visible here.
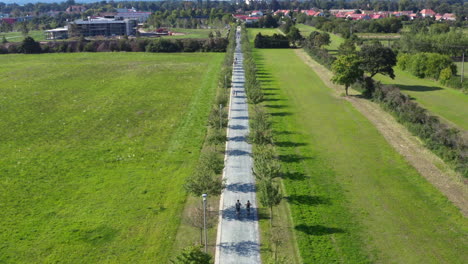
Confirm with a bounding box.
[246,200,251,215]
[235,200,241,216]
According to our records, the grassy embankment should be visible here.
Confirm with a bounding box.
[163,28,228,39]
[375,69,468,130]
[1,30,45,42]
[252,45,467,263]
[296,24,468,131]
[296,24,344,55]
[0,52,223,263]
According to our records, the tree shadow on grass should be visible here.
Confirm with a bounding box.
[275,141,308,148]
[279,154,311,163]
[264,104,287,109]
[263,97,285,102]
[295,224,344,236]
[396,84,443,92]
[282,171,309,181]
[286,195,330,206]
[270,112,293,117]
[263,88,279,91]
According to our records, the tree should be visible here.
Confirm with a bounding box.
[184,151,225,197]
[185,206,216,245]
[171,245,212,264]
[331,54,363,96]
[286,26,302,47]
[258,179,282,227]
[20,36,41,54]
[206,128,226,151]
[358,42,397,79]
[338,38,356,55]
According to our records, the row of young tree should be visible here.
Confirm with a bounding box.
[172,27,237,264]
[241,26,286,263]
[0,36,229,54]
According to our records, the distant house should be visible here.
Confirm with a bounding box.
[348,14,371,20]
[273,10,291,17]
[250,10,263,17]
[66,5,87,14]
[301,10,324,17]
[420,9,436,17]
[442,13,456,21]
[1,18,16,24]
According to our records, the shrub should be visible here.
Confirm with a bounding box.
[20,37,41,54]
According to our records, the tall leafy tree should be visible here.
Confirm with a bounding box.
[331,54,363,96]
[358,42,396,79]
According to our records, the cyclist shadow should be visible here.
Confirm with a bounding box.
[222,205,257,222]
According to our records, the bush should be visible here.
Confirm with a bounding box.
[254,33,290,48]
[360,79,468,177]
[398,52,456,80]
[20,37,41,54]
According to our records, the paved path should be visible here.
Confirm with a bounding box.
[215,27,261,264]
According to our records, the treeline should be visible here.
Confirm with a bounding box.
[398,30,468,57]
[354,78,467,177]
[302,31,336,69]
[397,52,466,91]
[146,8,233,29]
[0,36,228,54]
[177,26,236,262]
[241,27,283,260]
[254,33,289,48]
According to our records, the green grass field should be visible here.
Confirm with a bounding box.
[375,68,468,130]
[1,30,45,42]
[163,28,228,39]
[0,52,223,263]
[253,48,467,263]
[296,24,344,54]
[455,61,468,78]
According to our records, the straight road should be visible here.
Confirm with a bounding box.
[215,27,261,264]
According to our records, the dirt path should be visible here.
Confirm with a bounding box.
[295,49,468,217]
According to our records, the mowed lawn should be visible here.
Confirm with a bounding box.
[0,52,223,263]
[163,28,227,39]
[1,30,45,42]
[254,48,467,263]
[375,68,468,130]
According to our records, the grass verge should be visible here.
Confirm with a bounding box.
[253,48,468,263]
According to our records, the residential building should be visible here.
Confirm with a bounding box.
[420,9,436,17]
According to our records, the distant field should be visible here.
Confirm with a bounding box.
[296,24,344,54]
[455,61,468,77]
[0,52,223,262]
[375,68,468,130]
[254,48,468,263]
[163,27,227,39]
[1,30,45,42]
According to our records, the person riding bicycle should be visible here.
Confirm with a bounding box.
[246,200,251,214]
[235,200,241,215]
